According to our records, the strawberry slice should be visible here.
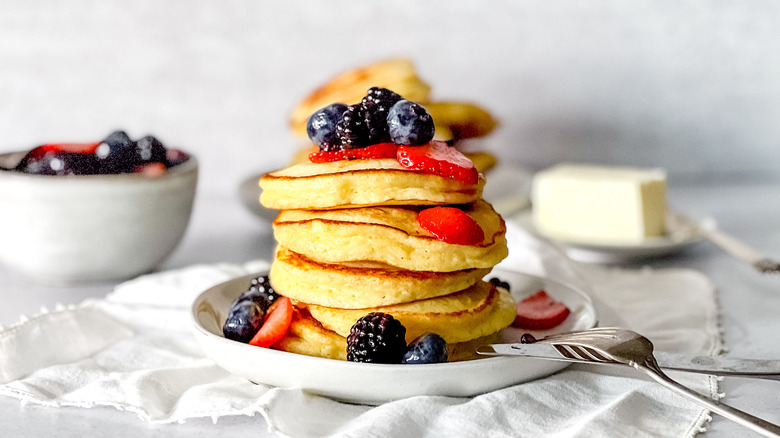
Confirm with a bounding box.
[512,290,571,330]
[309,143,398,163]
[417,206,485,245]
[396,140,479,185]
[26,143,101,159]
[249,296,293,348]
[133,162,167,177]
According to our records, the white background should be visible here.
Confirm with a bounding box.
[2,0,780,198]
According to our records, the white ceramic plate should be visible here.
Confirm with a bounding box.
[191,268,597,404]
[511,209,705,262]
[237,162,533,222]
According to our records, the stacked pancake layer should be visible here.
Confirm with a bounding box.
[260,155,514,361]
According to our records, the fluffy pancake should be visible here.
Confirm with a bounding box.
[259,158,484,210]
[272,199,507,272]
[304,281,516,344]
[275,308,348,361]
[275,291,511,362]
[270,246,490,308]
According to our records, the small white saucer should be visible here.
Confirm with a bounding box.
[511,210,706,263]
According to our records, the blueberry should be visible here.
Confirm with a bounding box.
[95,130,136,173]
[222,300,265,343]
[236,275,280,312]
[520,333,537,344]
[307,103,348,151]
[16,147,98,176]
[488,277,510,291]
[134,135,168,166]
[402,333,449,364]
[386,100,435,146]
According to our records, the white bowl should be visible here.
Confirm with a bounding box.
[0,151,198,284]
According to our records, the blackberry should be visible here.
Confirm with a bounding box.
[361,87,402,144]
[347,312,407,363]
[307,103,348,151]
[134,135,168,166]
[335,104,371,149]
[95,130,136,173]
[16,148,99,176]
[236,275,280,312]
[488,277,510,291]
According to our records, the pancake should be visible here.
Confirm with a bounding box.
[272,199,507,272]
[304,281,516,344]
[275,302,508,362]
[259,158,484,210]
[270,246,490,309]
[274,307,348,361]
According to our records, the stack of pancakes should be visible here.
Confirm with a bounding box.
[260,155,516,361]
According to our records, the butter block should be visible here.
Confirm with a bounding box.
[531,163,667,244]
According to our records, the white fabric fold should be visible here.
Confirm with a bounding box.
[0,217,721,438]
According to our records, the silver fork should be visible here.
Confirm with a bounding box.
[538,327,780,438]
[666,212,780,275]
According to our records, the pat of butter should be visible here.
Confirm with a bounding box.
[531,164,667,245]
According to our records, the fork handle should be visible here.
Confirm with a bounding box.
[637,363,780,438]
[702,227,767,266]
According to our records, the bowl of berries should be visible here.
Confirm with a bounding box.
[0,130,198,284]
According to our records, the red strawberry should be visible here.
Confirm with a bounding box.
[396,140,479,185]
[309,143,398,163]
[26,143,101,159]
[417,206,485,245]
[512,290,571,330]
[249,296,293,348]
[133,162,167,177]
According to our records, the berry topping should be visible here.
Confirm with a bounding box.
[512,290,571,330]
[402,333,449,364]
[237,275,280,312]
[488,277,510,291]
[15,144,100,175]
[165,148,190,167]
[362,87,403,144]
[336,104,371,149]
[417,206,485,245]
[396,140,479,185]
[223,300,265,343]
[347,312,407,363]
[134,162,167,177]
[308,87,433,151]
[520,333,537,344]
[387,100,435,146]
[307,103,348,151]
[134,135,168,166]
[249,296,293,348]
[96,130,136,173]
[12,131,182,176]
[309,142,398,163]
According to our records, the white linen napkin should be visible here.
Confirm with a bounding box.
[0,219,722,438]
